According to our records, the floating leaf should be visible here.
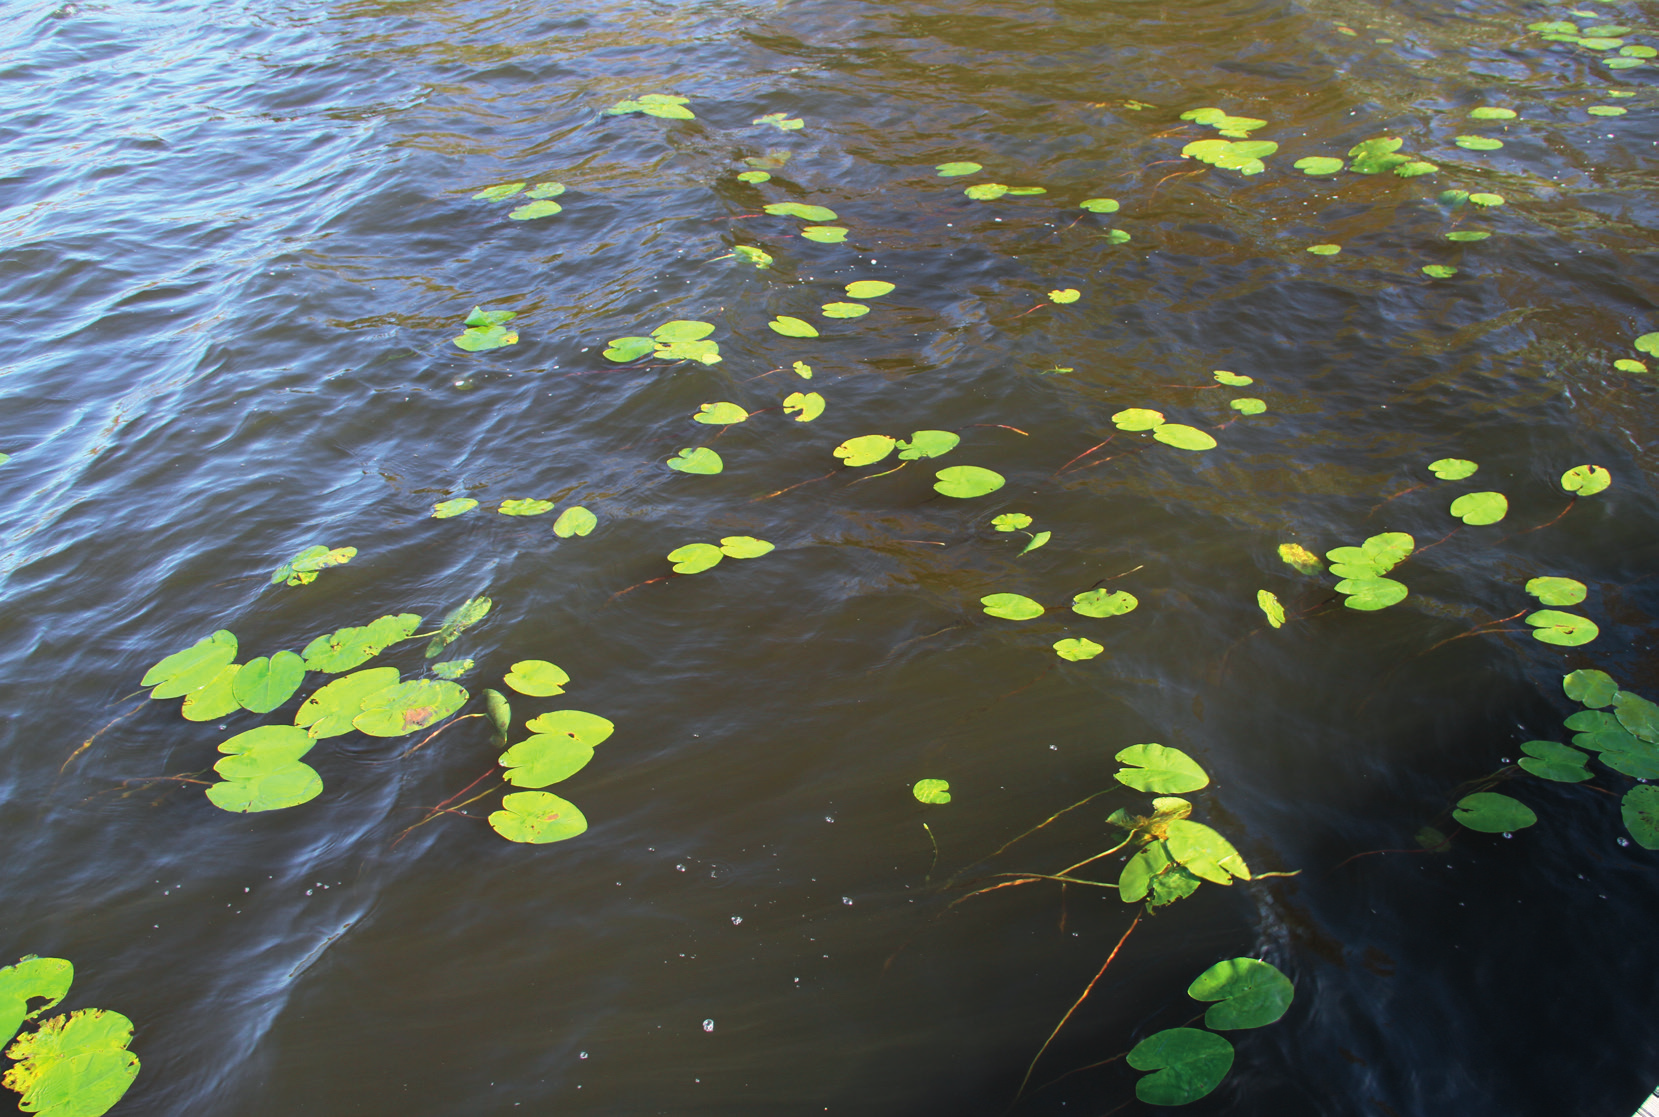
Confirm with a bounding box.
[1589,106,1628,118]
[768,316,819,338]
[1455,135,1504,151]
[821,301,869,318]
[1326,532,1413,578]
[1615,690,1659,741]
[1395,160,1439,178]
[1101,229,1131,244]
[1048,288,1080,304]
[1528,610,1599,646]
[1449,491,1507,525]
[526,182,564,199]
[1623,785,1659,849]
[1258,590,1285,628]
[656,338,721,364]
[1120,842,1201,906]
[1293,156,1344,175]
[1080,197,1120,212]
[1307,244,1341,256]
[271,544,355,587]
[935,162,982,177]
[1446,231,1491,242]
[354,680,468,737]
[474,183,525,201]
[426,596,491,658]
[1348,136,1408,174]
[499,735,593,788]
[483,688,511,741]
[607,94,693,119]
[846,281,895,299]
[896,430,960,460]
[432,498,478,519]
[1113,408,1165,431]
[180,665,240,722]
[489,790,588,843]
[783,391,824,422]
[2,1008,140,1117]
[834,434,897,467]
[1580,36,1624,49]
[602,336,655,363]
[1471,106,1517,119]
[694,402,749,425]
[1153,423,1217,451]
[525,709,615,747]
[1021,531,1051,554]
[1615,358,1647,373]
[1527,21,1577,33]
[1519,740,1592,782]
[232,652,305,714]
[912,778,952,804]
[791,361,813,379]
[508,199,562,220]
[1422,265,1459,279]
[651,320,713,344]
[1182,138,1276,174]
[1564,668,1618,708]
[1165,819,1251,883]
[143,630,237,699]
[981,593,1044,620]
[1213,370,1253,386]
[1279,543,1322,574]
[1115,743,1209,794]
[1005,187,1047,196]
[1054,637,1103,661]
[668,544,723,574]
[1429,458,1478,480]
[764,202,838,222]
[992,514,1033,532]
[207,724,321,812]
[1073,589,1138,618]
[301,613,422,674]
[454,324,518,352]
[503,660,569,697]
[733,244,773,267]
[1454,792,1536,832]
[1561,464,1610,495]
[964,183,1009,200]
[0,957,72,1050]
[295,667,400,738]
[720,536,775,559]
[1128,1029,1234,1106]
[1231,398,1266,414]
[431,659,474,680]
[553,506,597,538]
[1188,958,1294,1029]
[1336,577,1408,611]
[499,498,553,516]
[1526,577,1586,607]
[1468,193,1505,207]
[753,111,803,131]
[933,466,1004,498]
[667,447,724,475]
[800,226,847,243]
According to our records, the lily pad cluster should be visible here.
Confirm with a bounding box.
[990,511,1050,555]
[1526,19,1653,68]
[605,93,693,119]
[489,672,614,843]
[666,536,775,574]
[1111,407,1218,451]
[604,319,722,365]
[1108,745,1254,908]
[1293,136,1436,178]
[453,306,519,352]
[1129,957,1294,1104]
[271,544,356,587]
[1181,138,1277,176]
[1,956,139,1117]
[1326,532,1413,611]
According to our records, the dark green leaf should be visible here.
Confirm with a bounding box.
[1187,957,1294,1029]
[1128,1028,1234,1106]
[1114,743,1209,793]
[1622,785,1659,849]
[1526,610,1599,647]
[1072,589,1138,618]
[1453,792,1536,832]
[1518,740,1592,782]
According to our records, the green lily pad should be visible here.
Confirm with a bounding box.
[1615,691,1659,741]
[553,506,597,538]
[602,336,655,363]
[302,613,422,673]
[719,536,774,559]
[1348,136,1408,174]
[499,498,553,516]
[821,302,869,318]
[1336,576,1409,611]
[1527,610,1599,646]
[209,724,322,812]
[1119,843,1200,906]
[769,316,819,338]
[1128,1028,1234,1106]
[652,320,714,344]
[1293,156,1345,175]
[1564,668,1618,708]
[143,629,237,699]
[933,466,1005,498]
[1470,106,1517,119]
[474,182,525,200]
[667,447,723,474]
[489,791,588,843]
[1326,532,1413,577]
[733,243,772,266]
[800,226,847,243]
[694,402,749,425]
[1561,464,1611,495]
[981,593,1044,620]
[1101,229,1132,244]
[432,498,478,518]
[1469,193,1505,207]
[271,544,356,587]
[1429,458,1478,479]
[1455,135,1504,150]
[232,652,304,714]
[1636,333,1659,357]
[1166,818,1252,883]
[992,513,1033,531]
[1622,785,1659,849]
[1188,957,1294,1030]
[1115,743,1209,794]
[1615,358,1647,372]
[964,183,1009,200]
[1153,423,1217,451]
[834,435,897,467]
[2,1007,141,1117]
[1080,198,1120,212]
[430,659,473,680]
[465,307,516,328]
[353,680,469,737]
[912,778,952,803]
[1258,590,1285,628]
[935,162,982,177]
[0,957,72,1051]
[1447,231,1491,242]
[1598,743,1659,780]
[1579,36,1624,49]
[294,667,399,738]
[1214,370,1253,386]
[846,281,895,299]
[1231,398,1266,414]
[1307,244,1341,255]
[1395,160,1439,178]
[1279,543,1321,574]
[426,595,491,658]
[526,182,564,199]
[1574,725,1640,754]
[1449,491,1507,525]
[1113,408,1165,431]
[1527,21,1577,33]
[1422,265,1459,279]
[1566,709,1618,733]
[1005,187,1048,195]
[1454,791,1536,832]
[499,735,594,788]
[503,660,569,697]
[1605,55,1645,68]
[1183,138,1277,174]
[668,544,723,573]
[764,202,838,222]
[1054,637,1104,661]
[484,688,511,741]
[1048,288,1080,304]
[1526,577,1586,606]
[896,430,959,460]
[508,199,562,220]
[1072,589,1138,618]
[454,324,518,352]
[180,665,241,722]
[524,709,615,747]
[754,111,803,131]
[1518,740,1592,782]
[783,391,825,421]
[606,93,693,119]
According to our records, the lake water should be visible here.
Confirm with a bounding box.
[3,0,1658,1113]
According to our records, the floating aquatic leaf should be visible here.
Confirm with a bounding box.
[1020,531,1051,554]
[1446,231,1491,242]
[181,665,241,722]
[1279,543,1322,574]
[454,321,518,351]
[508,199,562,220]
[1454,792,1536,832]
[298,613,418,674]
[1579,36,1624,49]
[526,182,564,199]
[143,630,237,699]
[430,659,473,680]
[934,466,1004,498]
[1395,161,1439,178]
[602,336,654,363]
[846,281,895,299]
[668,544,723,574]
[1101,229,1132,244]
[1307,244,1341,256]
[783,391,824,421]
[489,790,588,843]
[474,183,525,201]
[208,724,321,812]
[499,498,553,516]
[1258,590,1285,628]
[1326,532,1413,578]
[981,593,1044,620]
[993,514,1033,532]
[1180,107,1228,124]
[768,316,819,338]
[1605,56,1645,68]
[1054,637,1103,661]
[1588,24,1634,36]
[733,245,773,270]
[652,320,714,344]
[1213,370,1253,386]
[354,680,468,737]
[1519,740,1592,782]
[1113,408,1165,431]
[800,226,847,243]
[1429,458,1478,479]
[935,162,982,177]
[791,360,813,379]
[1348,136,1407,174]
[503,660,569,698]
[656,338,722,364]
[1128,1028,1234,1106]
[553,506,597,538]
[1080,197,1120,212]
[1566,709,1618,734]
[1165,819,1250,882]
[432,498,478,519]
[1231,398,1266,414]
[1636,333,1659,357]
[232,651,304,714]
[271,544,355,587]
[1048,288,1080,304]
[1449,491,1507,525]
[753,111,802,131]
[764,202,838,222]
[896,430,959,460]
[1526,610,1598,646]
[1561,464,1610,495]
[294,667,399,738]
[1615,691,1659,741]
[1468,193,1505,207]
[1188,958,1294,1030]
[1455,135,1504,151]
[1615,358,1647,372]
[1293,156,1344,175]
[1527,576,1586,606]
[667,447,723,475]
[1602,742,1659,780]
[720,536,775,559]
[1073,589,1138,618]
[1572,723,1639,754]
[1336,577,1408,611]
[964,183,1009,200]
[693,402,749,426]
[1619,45,1655,57]
[483,688,511,741]
[606,93,693,119]
[1623,785,1659,849]
[427,596,491,658]
[1115,743,1209,794]
[1527,21,1577,34]
[0,957,72,1051]
[499,735,593,788]
[2,1007,140,1117]
[1153,423,1217,451]
[912,778,951,804]
[1120,843,1201,906]
[1182,138,1277,174]
[1004,187,1047,196]
[525,709,615,747]
[834,435,897,467]
[746,151,791,169]
[821,301,869,318]
[1564,668,1618,708]
[1422,265,1459,278]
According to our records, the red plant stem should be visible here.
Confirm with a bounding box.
[1054,436,1114,476]
[1008,303,1050,320]
[753,468,838,501]
[1015,911,1144,1100]
[63,700,146,772]
[971,423,1031,435]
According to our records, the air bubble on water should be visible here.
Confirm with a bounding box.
[579,1051,588,1059]
[306,889,313,895]
[702,1019,714,1032]
[825,815,835,823]
[676,864,686,872]
[1503,832,1513,839]
[731,916,743,925]
[842,896,853,905]
[1618,836,1631,847]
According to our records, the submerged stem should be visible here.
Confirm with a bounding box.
[1014,910,1144,1102]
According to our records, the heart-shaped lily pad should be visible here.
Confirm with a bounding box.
[503,660,570,697]
[1115,743,1209,793]
[1187,957,1294,1029]
[489,791,588,843]
[1128,1028,1235,1105]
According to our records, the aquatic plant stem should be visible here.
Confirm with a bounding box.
[923,822,939,881]
[753,468,838,501]
[1369,482,1428,515]
[1054,436,1113,476]
[1512,495,1578,537]
[392,767,501,847]
[960,789,1118,876]
[1013,910,1144,1103]
[397,713,483,759]
[62,700,146,772]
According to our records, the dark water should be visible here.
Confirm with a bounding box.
[4,0,1659,1113]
